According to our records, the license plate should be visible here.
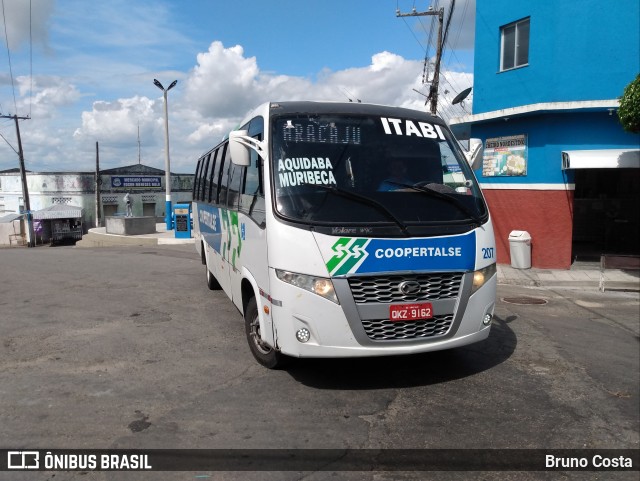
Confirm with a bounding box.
[389,303,433,322]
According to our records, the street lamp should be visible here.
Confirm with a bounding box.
[154,78,178,230]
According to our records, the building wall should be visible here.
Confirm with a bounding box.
[0,170,194,229]
[456,0,640,268]
[473,0,640,113]
[473,111,638,183]
[485,189,574,269]
[0,219,24,246]
[470,110,637,268]
[0,173,94,212]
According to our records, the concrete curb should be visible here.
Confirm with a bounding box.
[76,225,194,248]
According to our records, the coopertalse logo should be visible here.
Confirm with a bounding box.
[7,451,39,469]
[324,233,476,275]
[326,237,370,276]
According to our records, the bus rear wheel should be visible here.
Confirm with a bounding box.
[244,297,286,369]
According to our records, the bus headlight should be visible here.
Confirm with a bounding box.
[471,263,497,294]
[275,269,339,304]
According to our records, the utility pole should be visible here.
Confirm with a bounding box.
[396,6,445,116]
[137,123,141,165]
[95,141,101,228]
[153,79,178,230]
[1,114,35,247]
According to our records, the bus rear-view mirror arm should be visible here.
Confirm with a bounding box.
[229,130,267,166]
[466,138,483,170]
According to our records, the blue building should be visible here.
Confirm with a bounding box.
[450,0,640,268]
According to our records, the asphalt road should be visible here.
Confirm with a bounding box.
[0,245,638,481]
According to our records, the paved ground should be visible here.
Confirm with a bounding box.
[0,243,638,481]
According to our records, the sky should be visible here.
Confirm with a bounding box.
[0,0,476,174]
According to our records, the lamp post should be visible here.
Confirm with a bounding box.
[154,78,178,230]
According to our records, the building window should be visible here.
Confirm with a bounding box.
[500,17,530,71]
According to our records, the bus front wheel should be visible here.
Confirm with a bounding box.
[244,297,286,369]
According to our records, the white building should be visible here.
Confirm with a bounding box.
[0,164,194,244]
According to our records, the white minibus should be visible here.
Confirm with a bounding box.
[193,101,496,368]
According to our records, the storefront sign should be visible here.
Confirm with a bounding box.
[482,135,527,177]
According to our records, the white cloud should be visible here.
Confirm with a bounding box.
[7,40,473,174]
[187,122,232,145]
[73,96,156,146]
[1,0,53,52]
[370,51,406,72]
[184,42,261,118]
[15,76,81,118]
[183,42,425,117]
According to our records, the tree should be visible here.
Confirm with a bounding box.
[618,74,640,134]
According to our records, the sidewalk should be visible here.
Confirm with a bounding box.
[498,263,639,291]
[76,225,638,291]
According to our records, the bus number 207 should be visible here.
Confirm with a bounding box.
[482,247,494,259]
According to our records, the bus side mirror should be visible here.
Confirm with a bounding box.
[229,130,251,167]
[467,138,483,170]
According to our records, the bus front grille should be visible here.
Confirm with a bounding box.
[361,315,454,341]
[348,273,463,304]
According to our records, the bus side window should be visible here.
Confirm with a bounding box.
[240,116,266,225]
[200,153,211,202]
[211,143,228,205]
[207,150,218,203]
[241,154,266,226]
[193,159,202,200]
[226,162,244,209]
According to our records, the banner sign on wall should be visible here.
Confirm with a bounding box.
[111,176,162,188]
[482,135,527,177]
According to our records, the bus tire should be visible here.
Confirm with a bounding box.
[244,297,286,369]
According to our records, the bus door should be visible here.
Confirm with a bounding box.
[226,119,271,335]
[225,129,269,314]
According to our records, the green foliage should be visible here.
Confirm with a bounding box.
[618,74,640,134]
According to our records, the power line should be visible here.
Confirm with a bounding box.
[411,1,472,99]
[397,4,445,115]
[0,129,18,154]
[1,0,18,115]
[441,0,456,54]
[447,0,470,66]
[398,15,426,51]
[29,0,33,118]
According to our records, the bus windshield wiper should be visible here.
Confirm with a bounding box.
[303,183,410,236]
[385,180,484,226]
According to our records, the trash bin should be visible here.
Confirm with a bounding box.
[509,230,531,269]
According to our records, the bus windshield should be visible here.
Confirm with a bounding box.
[271,114,488,233]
